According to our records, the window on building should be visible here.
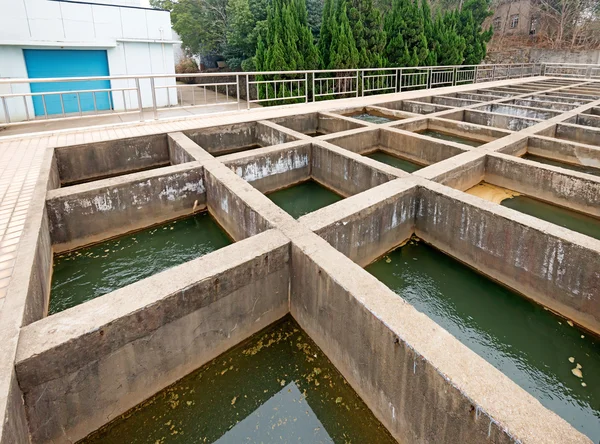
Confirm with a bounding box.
[493,17,501,31]
[510,14,519,29]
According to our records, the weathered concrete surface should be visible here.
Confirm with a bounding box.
[16,230,290,444]
[0,148,57,444]
[485,153,600,218]
[512,98,576,111]
[415,181,600,335]
[270,112,365,135]
[300,179,417,266]
[555,123,600,147]
[289,225,590,444]
[311,143,394,196]
[167,134,195,164]
[46,163,206,252]
[222,143,311,193]
[432,96,480,107]
[426,118,512,142]
[479,104,560,120]
[461,109,541,130]
[382,128,470,164]
[381,99,454,114]
[55,134,170,185]
[571,113,600,128]
[184,121,297,156]
[525,136,600,169]
[414,151,487,191]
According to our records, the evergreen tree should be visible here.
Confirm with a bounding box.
[318,0,335,68]
[433,11,466,65]
[348,0,386,68]
[383,0,428,67]
[457,0,492,65]
[328,0,360,69]
[306,0,324,40]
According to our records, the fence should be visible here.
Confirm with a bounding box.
[0,62,596,126]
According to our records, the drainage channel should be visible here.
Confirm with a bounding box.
[366,238,600,441]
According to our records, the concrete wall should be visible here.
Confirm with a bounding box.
[526,136,600,168]
[486,153,600,218]
[573,114,600,128]
[184,122,297,156]
[301,180,417,267]
[270,112,365,135]
[416,183,600,335]
[46,164,206,252]
[381,129,469,165]
[479,104,560,120]
[55,134,170,185]
[15,230,291,443]
[0,0,177,122]
[462,109,540,131]
[222,144,311,194]
[555,123,600,147]
[311,144,393,197]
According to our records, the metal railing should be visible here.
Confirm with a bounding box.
[0,62,597,126]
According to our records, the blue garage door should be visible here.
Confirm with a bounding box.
[23,49,112,116]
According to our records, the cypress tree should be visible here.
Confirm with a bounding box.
[328,0,360,69]
[318,0,335,68]
[348,0,386,68]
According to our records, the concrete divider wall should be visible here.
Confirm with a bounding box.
[46,164,207,252]
[185,122,255,154]
[485,154,600,218]
[416,152,486,191]
[311,144,392,197]
[527,136,600,167]
[288,232,587,444]
[167,135,196,165]
[428,119,511,142]
[381,129,467,165]
[318,112,366,133]
[556,123,600,146]
[324,129,379,154]
[204,166,272,241]
[302,180,417,266]
[55,134,170,185]
[416,184,600,334]
[463,110,539,130]
[223,144,311,193]
[255,121,298,147]
[15,230,291,443]
[574,114,600,128]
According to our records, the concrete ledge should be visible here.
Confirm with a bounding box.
[46,163,207,252]
[16,229,291,444]
[289,231,590,444]
[55,134,170,185]
[300,178,417,266]
[416,182,600,334]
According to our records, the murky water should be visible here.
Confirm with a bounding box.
[501,195,600,240]
[50,212,232,314]
[267,180,343,219]
[366,238,600,441]
[416,129,484,147]
[365,150,423,173]
[349,113,394,124]
[523,153,600,177]
[307,131,327,137]
[79,317,396,444]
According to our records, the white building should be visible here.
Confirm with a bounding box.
[0,0,179,123]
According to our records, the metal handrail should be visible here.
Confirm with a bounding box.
[0,62,598,126]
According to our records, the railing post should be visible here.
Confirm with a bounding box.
[236,75,241,110]
[246,74,250,110]
[356,69,359,97]
[492,65,496,81]
[361,70,365,97]
[474,65,478,84]
[1,97,10,124]
[452,66,457,86]
[399,69,403,92]
[135,77,144,122]
[312,73,316,102]
[426,68,431,89]
[305,72,308,103]
[150,77,158,120]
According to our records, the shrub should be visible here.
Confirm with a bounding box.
[175,58,200,83]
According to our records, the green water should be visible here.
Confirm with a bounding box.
[267,180,343,219]
[523,153,600,177]
[80,317,396,444]
[501,195,600,241]
[365,150,423,173]
[50,212,232,314]
[349,113,394,124]
[366,239,600,441]
[416,129,484,147]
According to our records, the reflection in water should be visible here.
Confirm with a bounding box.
[267,180,343,219]
[50,212,232,314]
[81,317,396,443]
[366,238,600,441]
[365,150,423,173]
[416,129,484,147]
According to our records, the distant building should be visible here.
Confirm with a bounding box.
[489,0,538,37]
[0,0,179,122]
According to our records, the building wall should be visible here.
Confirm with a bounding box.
[0,0,178,123]
[488,0,534,37]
